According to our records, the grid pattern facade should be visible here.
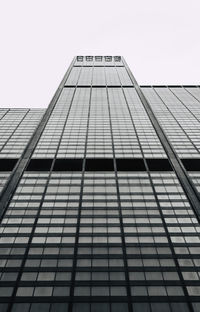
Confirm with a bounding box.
[0,109,45,158]
[0,56,200,312]
[0,109,45,197]
[142,87,200,158]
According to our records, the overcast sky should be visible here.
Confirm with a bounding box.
[0,0,200,108]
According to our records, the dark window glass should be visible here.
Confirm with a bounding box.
[151,302,171,312]
[192,303,200,312]
[111,303,128,312]
[11,304,30,312]
[171,303,190,312]
[132,303,150,312]
[0,287,13,296]
[1,272,18,281]
[50,303,68,312]
[53,287,69,296]
[30,303,50,312]
[73,303,90,312]
[0,304,9,312]
[91,303,109,312]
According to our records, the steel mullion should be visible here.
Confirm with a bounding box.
[68,65,94,312]
[105,66,133,312]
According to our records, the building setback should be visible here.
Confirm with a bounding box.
[0,56,200,312]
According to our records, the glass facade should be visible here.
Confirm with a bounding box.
[0,109,45,159]
[0,56,200,312]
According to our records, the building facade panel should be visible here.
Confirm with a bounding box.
[0,56,200,312]
[142,87,200,158]
[0,109,44,158]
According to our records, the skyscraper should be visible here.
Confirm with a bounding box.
[0,56,200,312]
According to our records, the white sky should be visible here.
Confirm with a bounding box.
[0,0,200,108]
